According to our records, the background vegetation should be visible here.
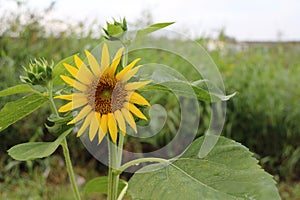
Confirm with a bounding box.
[0,1,299,199]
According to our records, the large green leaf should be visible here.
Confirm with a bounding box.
[128,136,280,200]
[136,22,174,38]
[0,84,36,97]
[7,128,72,161]
[0,93,48,132]
[52,54,76,87]
[85,176,127,196]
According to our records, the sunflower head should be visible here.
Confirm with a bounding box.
[55,43,151,143]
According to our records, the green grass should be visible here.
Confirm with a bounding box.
[1,1,300,198]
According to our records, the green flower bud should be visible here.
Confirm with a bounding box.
[103,18,127,40]
[20,58,54,86]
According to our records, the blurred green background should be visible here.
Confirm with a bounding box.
[0,1,299,200]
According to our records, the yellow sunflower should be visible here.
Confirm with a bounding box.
[55,43,151,143]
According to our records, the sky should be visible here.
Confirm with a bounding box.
[1,0,300,41]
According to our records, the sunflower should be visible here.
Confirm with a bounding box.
[55,43,151,143]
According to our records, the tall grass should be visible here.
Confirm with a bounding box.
[0,1,299,183]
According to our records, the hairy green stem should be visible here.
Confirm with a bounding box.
[107,42,129,200]
[117,158,169,175]
[48,81,59,116]
[47,80,81,200]
[107,137,119,200]
[61,138,81,200]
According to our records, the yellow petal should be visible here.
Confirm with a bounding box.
[60,75,74,86]
[67,105,92,124]
[100,114,108,136]
[58,97,88,113]
[125,80,152,91]
[120,65,141,82]
[76,69,94,85]
[114,110,126,134]
[97,128,105,144]
[85,50,101,77]
[108,113,117,143]
[121,108,137,133]
[54,94,72,100]
[55,93,86,101]
[74,55,87,69]
[77,112,93,137]
[60,75,88,92]
[89,112,99,141]
[58,102,73,112]
[63,63,78,78]
[72,96,88,108]
[116,58,141,80]
[101,43,110,70]
[72,93,88,100]
[95,112,101,123]
[128,103,147,120]
[127,92,150,106]
[109,47,124,75]
[74,55,94,85]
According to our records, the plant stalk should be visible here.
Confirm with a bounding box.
[61,138,81,200]
[107,137,119,200]
[47,80,81,200]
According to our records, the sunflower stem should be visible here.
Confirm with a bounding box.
[47,81,59,116]
[47,80,81,200]
[107,41,128,200]
[61,138,82,200]
[117,133,124,167]
[108,137,119,200]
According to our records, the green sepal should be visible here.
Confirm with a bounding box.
[45,114,74,137]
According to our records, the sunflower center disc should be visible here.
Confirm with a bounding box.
[87,74,127,115]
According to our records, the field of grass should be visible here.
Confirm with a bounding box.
[1,2,300,199]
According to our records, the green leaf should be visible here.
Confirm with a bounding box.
[52,54,76,87]
[128,136,280,200]
[137,64,234,102]
[136,22,175,38]
[85,176,127,196]
[7,128,72,161]
[142,82,234,102]
[0,84,35,97]
[0,93,48,132]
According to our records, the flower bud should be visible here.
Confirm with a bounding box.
[20,58,54,85]
[103,18,127,40]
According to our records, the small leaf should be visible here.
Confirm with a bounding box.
[7,128,72,161]
[136,22,174,38]
[0,93,48,132]
[52,54,76,87]
[128,136,280,200]
[0,84,36,97]
[85,176,127,196]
